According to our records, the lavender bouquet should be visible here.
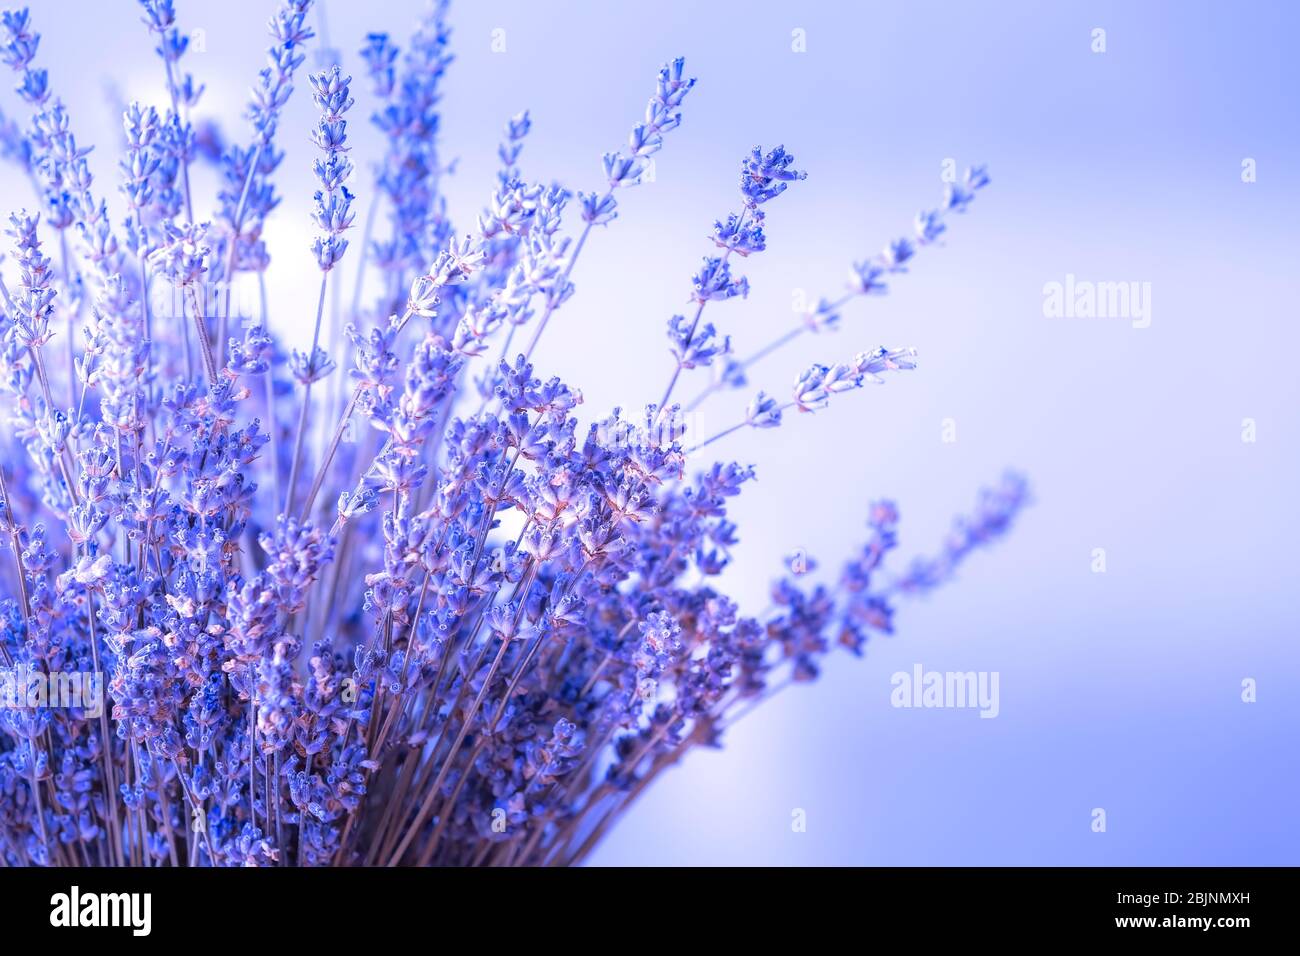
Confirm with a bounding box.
[0,0,1026,867]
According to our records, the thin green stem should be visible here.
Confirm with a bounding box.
[657,207,749,415]
[216,144,262,368]
[286,272,330,513]
[184,286,220,386]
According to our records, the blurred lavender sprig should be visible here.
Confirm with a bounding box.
[0,1,1026,868]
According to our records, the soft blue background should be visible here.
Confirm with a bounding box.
[6,0,1296,864]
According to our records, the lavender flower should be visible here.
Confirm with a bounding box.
[0,1,1023,871]
[307,65,354,272]
[138,0,203,223]
[212,0,315,358]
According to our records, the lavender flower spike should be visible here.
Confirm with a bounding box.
[523,56,696,359]
[285,63,354,513]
